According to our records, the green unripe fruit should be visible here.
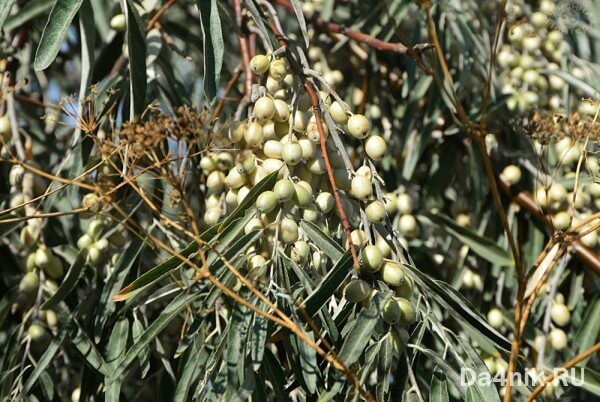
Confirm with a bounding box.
[250,54,270,75]
[87,245,102,266]
[34,248,51,269]
[206,170,225,195]
[254,97,276,122]
[28,324,47,342]
[381,298,401,324]
[281,142,303,165]
[274,179,295,202]
[362,245,383,272]
[110,14,126,31]
[344,279,371,303]
[226,167,247,189]
[293,184,312,207]
[9,165,25,187]
[19,272,39,294]
[77,233,94,249]
[291,240,310,263]
[199,155,217,173]
[20,226,37,248]
[329,101,348,124]
[256,191,278,213]
[45,255,64,279]
[87,219,105,239]
[365,200,386,224]
[26,252,36,272]
[315,192,334,214]
[279,217,299,244]
[244,122,264,148]
[549,328,567,350]
[302,206,319,222]
[501,165,522,185]
[381,261,405,286]
[350,175,372,201]
[376,235,392,258]
[261,158,286,176]
[272,99,290,122]
[552,211,571,231]
[365,135,387,161]
[227,121,246,143]
[306,120,328,143]
[550,303,571,326]
[396,297,416,326]
[263,139,283,159]
[269,59,287,81]
[244,217,263,235]
[355,165,372,180]
[95,238,110,252]
[383,193,398,214]
[395,276,414,299]
[0,115,11,142]
[487,308,504,329]
[347,114,370,139]
[298,137,315,159]
[350,229,367,248]
[306,154,325,174]
[398,214,418,236]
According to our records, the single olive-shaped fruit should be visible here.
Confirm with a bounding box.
[87,219,105,239]
[293,184,312,207]
[398,214,418,236]
[244,217,264,235]
[548,183,567,204]
[272,99,290,122]
[274,179,295,202]
[0,115,11,142]
[254,97,276,122]
[347,114,370,139]
[344,279,371,303]
[381,298,402,324]
[502,165,522,185]
[43,255,63,279]
[204,208,223,226]
[487,308,504,329]
[381,261,406,286]
[87,245,102,266]
[199,155,217,173]
[250,54,270,75]
[226,168,247,189]
[350,175,372,201]
[9,165,24,187]
[550,303,571,326]
[329,101,349,124]
[365,135,387,161]
[263,140,283,159]
[244,122,264,148]
[549,328,567,350]
[395,276,414,299]
[279,217,299,244]
[396,193,412,214]
[269,59,287,81]
[20,226,37,248]
[396,297,416,326]
[206,171,225,195]
[215,152,234,171]
[256,191,278,213]
[315,192,334,214]
[28,323,47,342]
[552,211,571,231]
[365,200,386,224]
[19,271,39,294]
[291,240,310,263]
[362,245,383,272]
[262,158,286,175]
[34,248,51,269]
[350,229,367,248]
[281,142,303,165]
[110,14,126,32]
[355,165,372,180]
[77,233,94,250]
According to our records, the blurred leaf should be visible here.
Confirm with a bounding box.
[303,251,352,317]
[41,249,87,310]
[574,297,600,366]
[426,213,515,267]
[22,331,67,394]
[125,0,147,116]
[300,220,344,261]
[0,0,17,30]
[289,0,309,48]
[567,367,600,397]
[198,0,224,100]
[34,0,84,70]
[430,370,449,402]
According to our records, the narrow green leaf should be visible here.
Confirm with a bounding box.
[41,249,87,310]
[427,213,515,267]
[109,292,199,382]
[429,370,449,402]
[3,0,53,32]
[226,292,254,389]
[125,0,146,116]
[338,291,385,366]
[174,332,205,401]
[34,0,84,70]
[197,0,223,100]
[574,297,600,366]
[251,303,269,371]
[567,367,600,396]
[22,331,67,394]
[303,251,352,316]
[289,0,309,47]
[296,329,318,394]
[0,0,17,33]
[105,318,129,401]
[300,220,344,261]
[243,0,279,50]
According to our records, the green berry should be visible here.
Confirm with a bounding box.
[487,308,504,329]
[381,261,405,286]
[344,280,371,303]
[250,54,270,75]
[550,303,570,326]
[28,324,47,342]
[244,122,264,147]
[279,217,299,244]
[256,191,278,213]
[365,135,387,160]
[19,272,39,294]
[281,142,303,165]
[110,14,126,32]
[254,97,276,122]
[347,114,370,139]
[315,192,334,213]
[365,200,386,224]
[274,179,295,202]
[350,175,372,201]
[362,245,383,272]
[381,298,401,324]
[329,101,348,124]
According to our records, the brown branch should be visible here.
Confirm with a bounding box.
[524,342,600,402]
[273,0,432,55]
[233,0,253,98]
